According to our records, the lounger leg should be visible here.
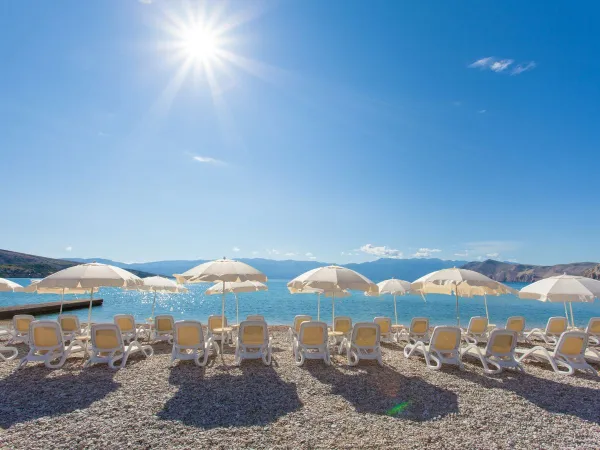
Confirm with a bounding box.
[0,346,18,361]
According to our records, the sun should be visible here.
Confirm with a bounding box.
[182,27,219,63]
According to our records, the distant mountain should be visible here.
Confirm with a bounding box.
[583,264,600,280]
[463,259,599,282]
[67,256,468,282]
[0,249,155,278]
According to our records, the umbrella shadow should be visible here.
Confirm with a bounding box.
[305,362,458,421]
[0,366,120,429]
[158,361,302,428]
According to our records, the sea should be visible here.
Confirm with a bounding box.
[2,278,600,328]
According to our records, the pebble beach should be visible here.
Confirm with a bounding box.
[1,326,599,449]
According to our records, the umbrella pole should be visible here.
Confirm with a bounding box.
[563,302,569,323]
[332,292,336,331]
[484,294,490,322]
[87,289,94,332]
[151,289,157,319]
[221,281,226,350]
[393,294,398,326]
[455,287,460,327]
[59,288,65,315]
[235,293,239,325]
[317,293,320,322]
[569,302,575,328]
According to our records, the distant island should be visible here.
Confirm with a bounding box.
[1,248,598,282]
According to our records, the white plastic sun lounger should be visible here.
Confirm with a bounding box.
[340,322,383,366]
[461,316,489,345]
[396,317,430,345]
[294,321,330,366]
[58,314,85,342]
[152,315,175,343]
[85,323,153,369]
[9,315,35,345]
[526,316,568,345]
[461,329,524,374]
[234,320,272,366]
[172,320,216,367]
[584,317,600,346]
[505,316,529,343]
[404,326,464,371]
[0,345,18,362]
[373,317,394,344]
[289,315,312,343]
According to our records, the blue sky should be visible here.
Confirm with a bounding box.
[1,0,599,266]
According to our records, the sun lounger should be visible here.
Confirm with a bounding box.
[18,320,86,369]
[340,322,383,366]
[58,314,85,342]
[289,315,312,342]
[461,316,489,345]
[526,317,568,345]
[461,329,523,374]
[152,315,175,343]
[172,320,215,366]
[505,316,528,343]
[331,316,352,348]
[584,317,600,346]
[234,320,272,366]
[9,315,34,345]
[517,331,598,376]
[207,315,233,349]
[373,317,393,343]
[396,317,430,344]
[404,326,464,370]
[85,323,153,369]
[294,321,330,366]
[114,314,143,344]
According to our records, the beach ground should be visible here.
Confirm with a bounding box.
[0,326,599,449]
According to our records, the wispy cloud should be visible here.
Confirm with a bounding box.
[138,0,152,4]
[192,155,226,166]
[266,249,279,256]
[232,246,240,253]
[65,246,72,252]
[469,57,535,75]
[486,252,500,258]
[359,244,403,259]
[412,248,442,258]
[285,252,296,257]
[454,250,469,257]
[478,109,487,114]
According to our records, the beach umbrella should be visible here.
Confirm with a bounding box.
[519,274,600,327]
[128,276,188,319]
[205,280,268,325]
[0,278,22,292]
[16,279,96,314]
[366,278,414,326]
[185,258,267,345]
[411,268,516,326]
[287,286,351,321]
[37,262,143,327]
[288,265,377,330]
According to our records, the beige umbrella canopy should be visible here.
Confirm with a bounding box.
[16,279,96,314]
[519,274,600,327]
[287,286,351,321]
[0,278,22,292]
[127,276,188,319]
[37,262,143,326]
[366,278,414,326]
[206,281,268,325]
[288,265,377,330]
[411,268,517,326]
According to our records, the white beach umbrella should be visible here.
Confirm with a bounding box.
[288,265,377,330]
[411,268,517,326]
[16,279,96,314]
[205,281,268,325]
[37,262,143,326]
[366,278,414,326]
[184,259,267,344]
[128,276,188,319]
[287,286,351,321]
[0,278,22,292]
[519,274,600,327]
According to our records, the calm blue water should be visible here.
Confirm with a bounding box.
[2,278,600,328]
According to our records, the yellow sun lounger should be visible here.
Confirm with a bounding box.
[517,331,598,376]
[207,315,233,349]
[294,321,330,366]
[289,315,312,342]
[526,316,568,345]
[505,316,529,343]
[373,317,393,343]
[172,320,216,367]
[114,314,143,344]
[9,315,35,345]
[234,320,272,366]
[461,316,489,345]
[396,317,430,345]
[18,320,86,369]
[58,314,85,343]
[152,315,175,343]
[331,316,352,349]
[584,317,600,346]
[461,329,523,374]
[85,323,153,369]
[340,322,383,366]
[404,326,464,371]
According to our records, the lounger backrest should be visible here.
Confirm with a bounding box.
[430,326,461,352]
[546,317,568,335]
[59,315,80,333]
[239,321,267,345]
[155,315,174,332]
[334,316,352,333]
[373,317,391,334]
[556,331,588,356]
[293,315,312,334]
[30,320,63,349]
[114,315,136,333]
[352,323,380,347]
[586,317,600,334]
[174,321,203,346]
[506,316,525,333]
[91,324,123,351]
[247,315,265,322]
[487,329,517,355]
[299,321,327,346]
[208,315,227,331]
[468,316,488,334]
[411,317,429,334]
[13,315,34,333]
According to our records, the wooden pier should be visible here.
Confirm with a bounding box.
[0,298,103,319]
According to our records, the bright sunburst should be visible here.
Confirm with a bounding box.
[182,27,219,63]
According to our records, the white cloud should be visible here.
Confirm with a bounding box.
[490,59,513,72]
[478,109,487,114]
[232,247,240,253]
[413,248,442,258]
[65,246,72,252]
[359,244,403,259]
[477,256,484,261]
[266,249,279,256]
[138,0,152,3]
[454,250,469,257]
[486,252,500,258]
[511,61,536,75]
[305,252,313,257]
[192,155,226,166]
[285,252,296,257]
[469,57,494,68]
